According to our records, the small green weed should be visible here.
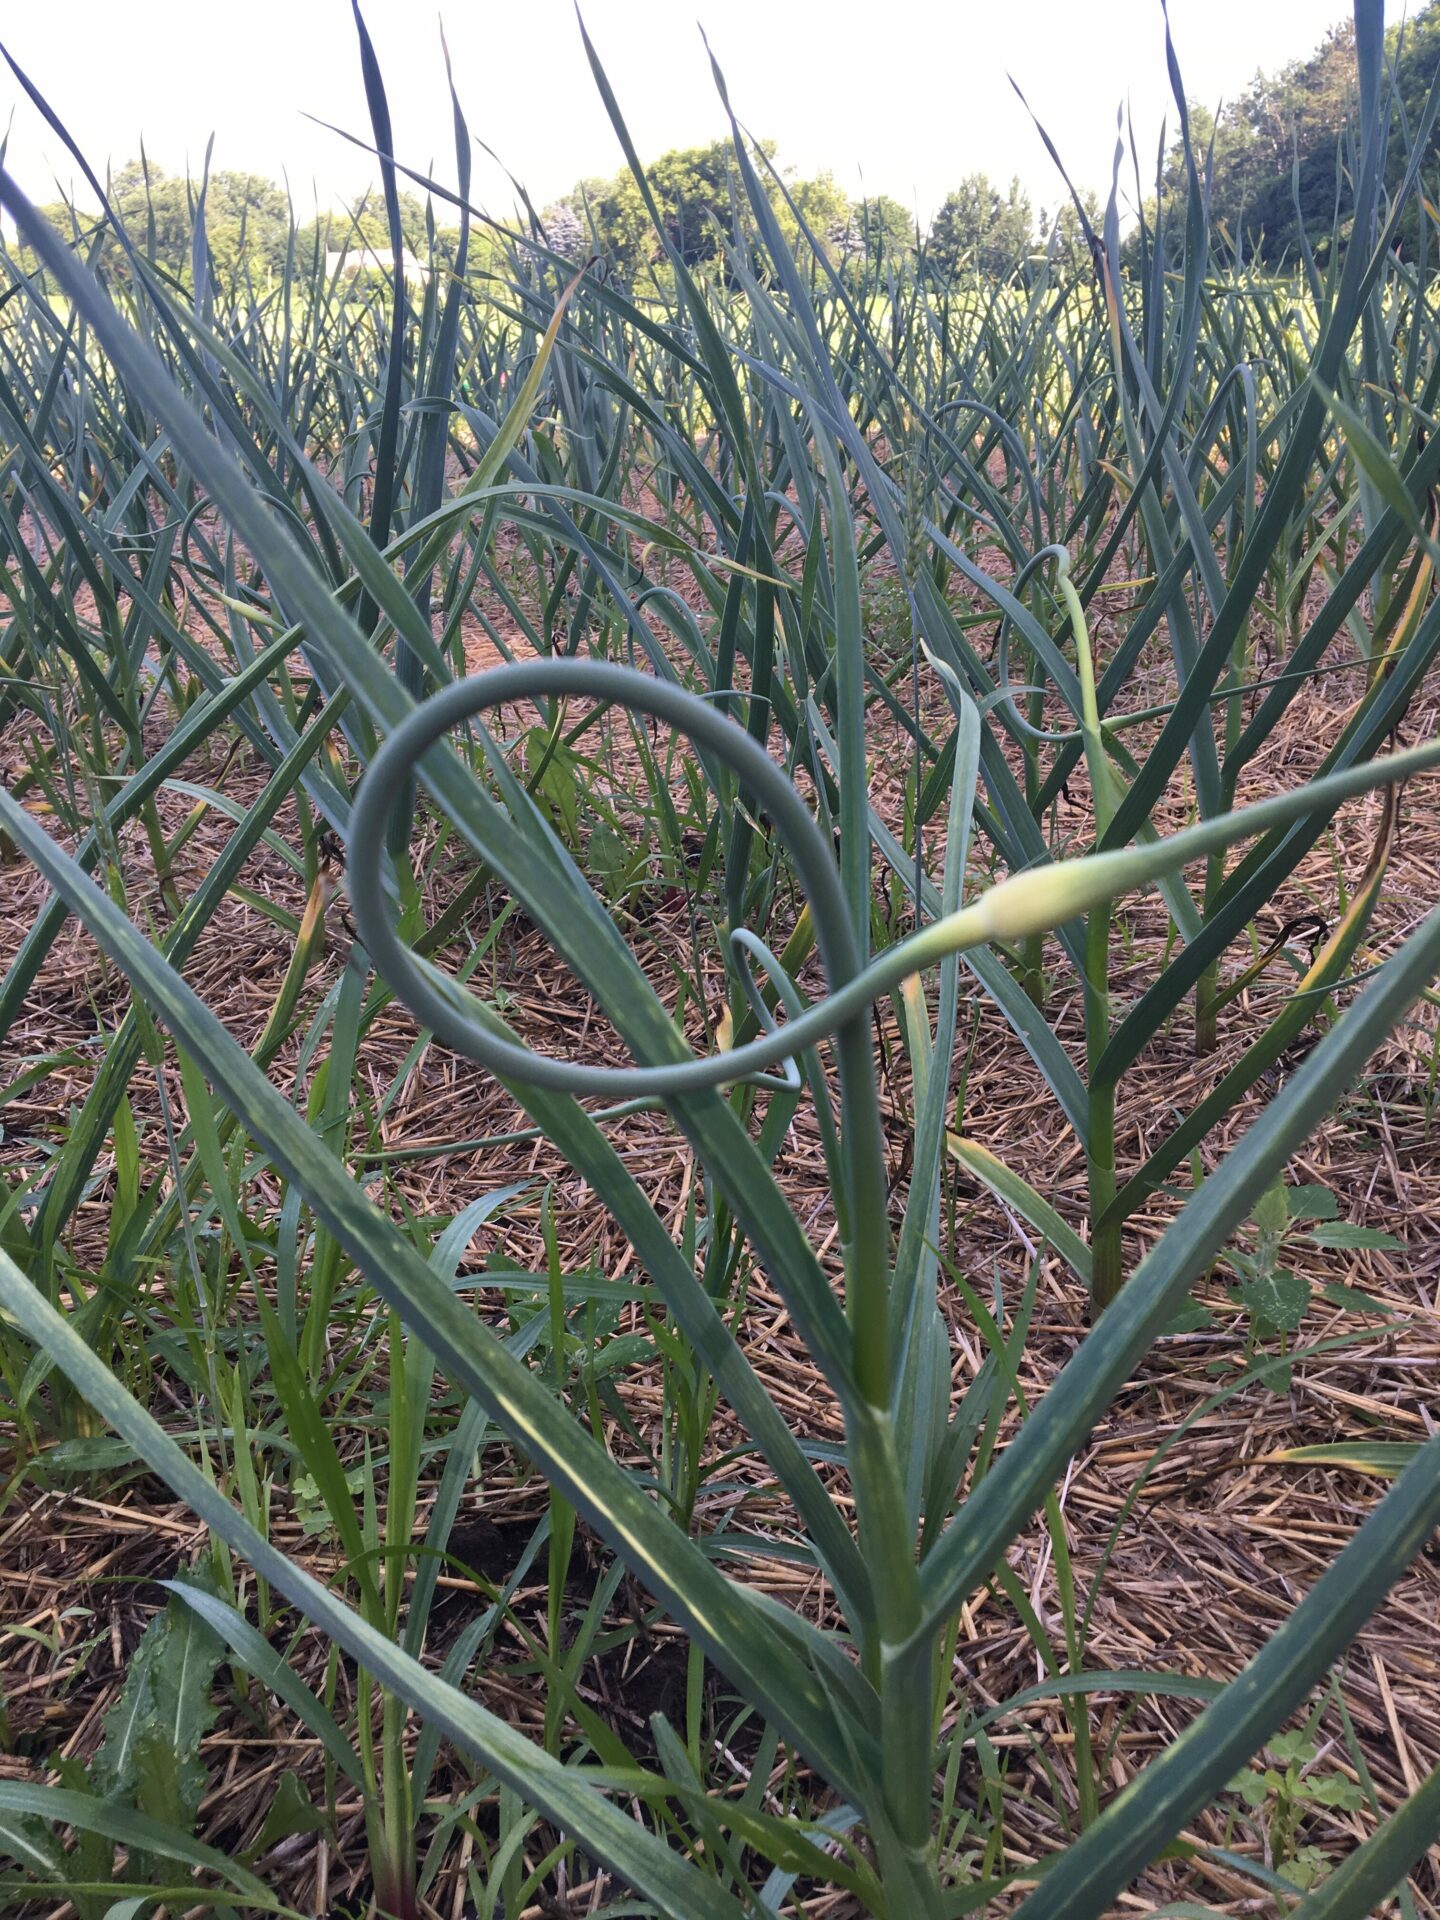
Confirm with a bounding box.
[1219,1179,1401,1387]
[1227,1729,1366,1894]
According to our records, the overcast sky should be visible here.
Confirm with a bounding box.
[1,0,1356,231]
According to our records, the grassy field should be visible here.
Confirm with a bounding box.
[1,3,1439,1915]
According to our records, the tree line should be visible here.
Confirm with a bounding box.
[16,1,1439,294]
[18,147,1075,291]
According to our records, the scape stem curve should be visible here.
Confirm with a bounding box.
[347,657,873,1098]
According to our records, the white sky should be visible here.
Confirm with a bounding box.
[1,0,1356,232]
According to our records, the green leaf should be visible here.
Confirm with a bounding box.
[1303,1223,1404,1251]
[1281,1845,1330,1890]
[1261,1443,1422,1480]
[247,1769,329,1856]
[1286,1186,1340,1222]
[1316,1283,1392,1315]
[586,821,634,896]
[87,1580,223,1883]
[945,1135,1092,1284]
[1236,1270,1312,1335]
[1304,1774,1365,1811]
[1252,1179,1291,1240]
[0,1805,65,1877]
[160,1581,363,1787]
[0,1784,273,1903]
[1160,1303,1216,1337]
[292,1465,368,1539]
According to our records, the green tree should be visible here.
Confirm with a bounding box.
[101,158,191,282]
[579,139,753,281]
[927,173,1033,276]
[1153,0,1440,264]
[853,193,916,276]
[1042,189,1102,272]
[25,161,305,287]
[194,171,291,280]
[571,140,857,286]
[297,192,438,264]
[777,169,853,264]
